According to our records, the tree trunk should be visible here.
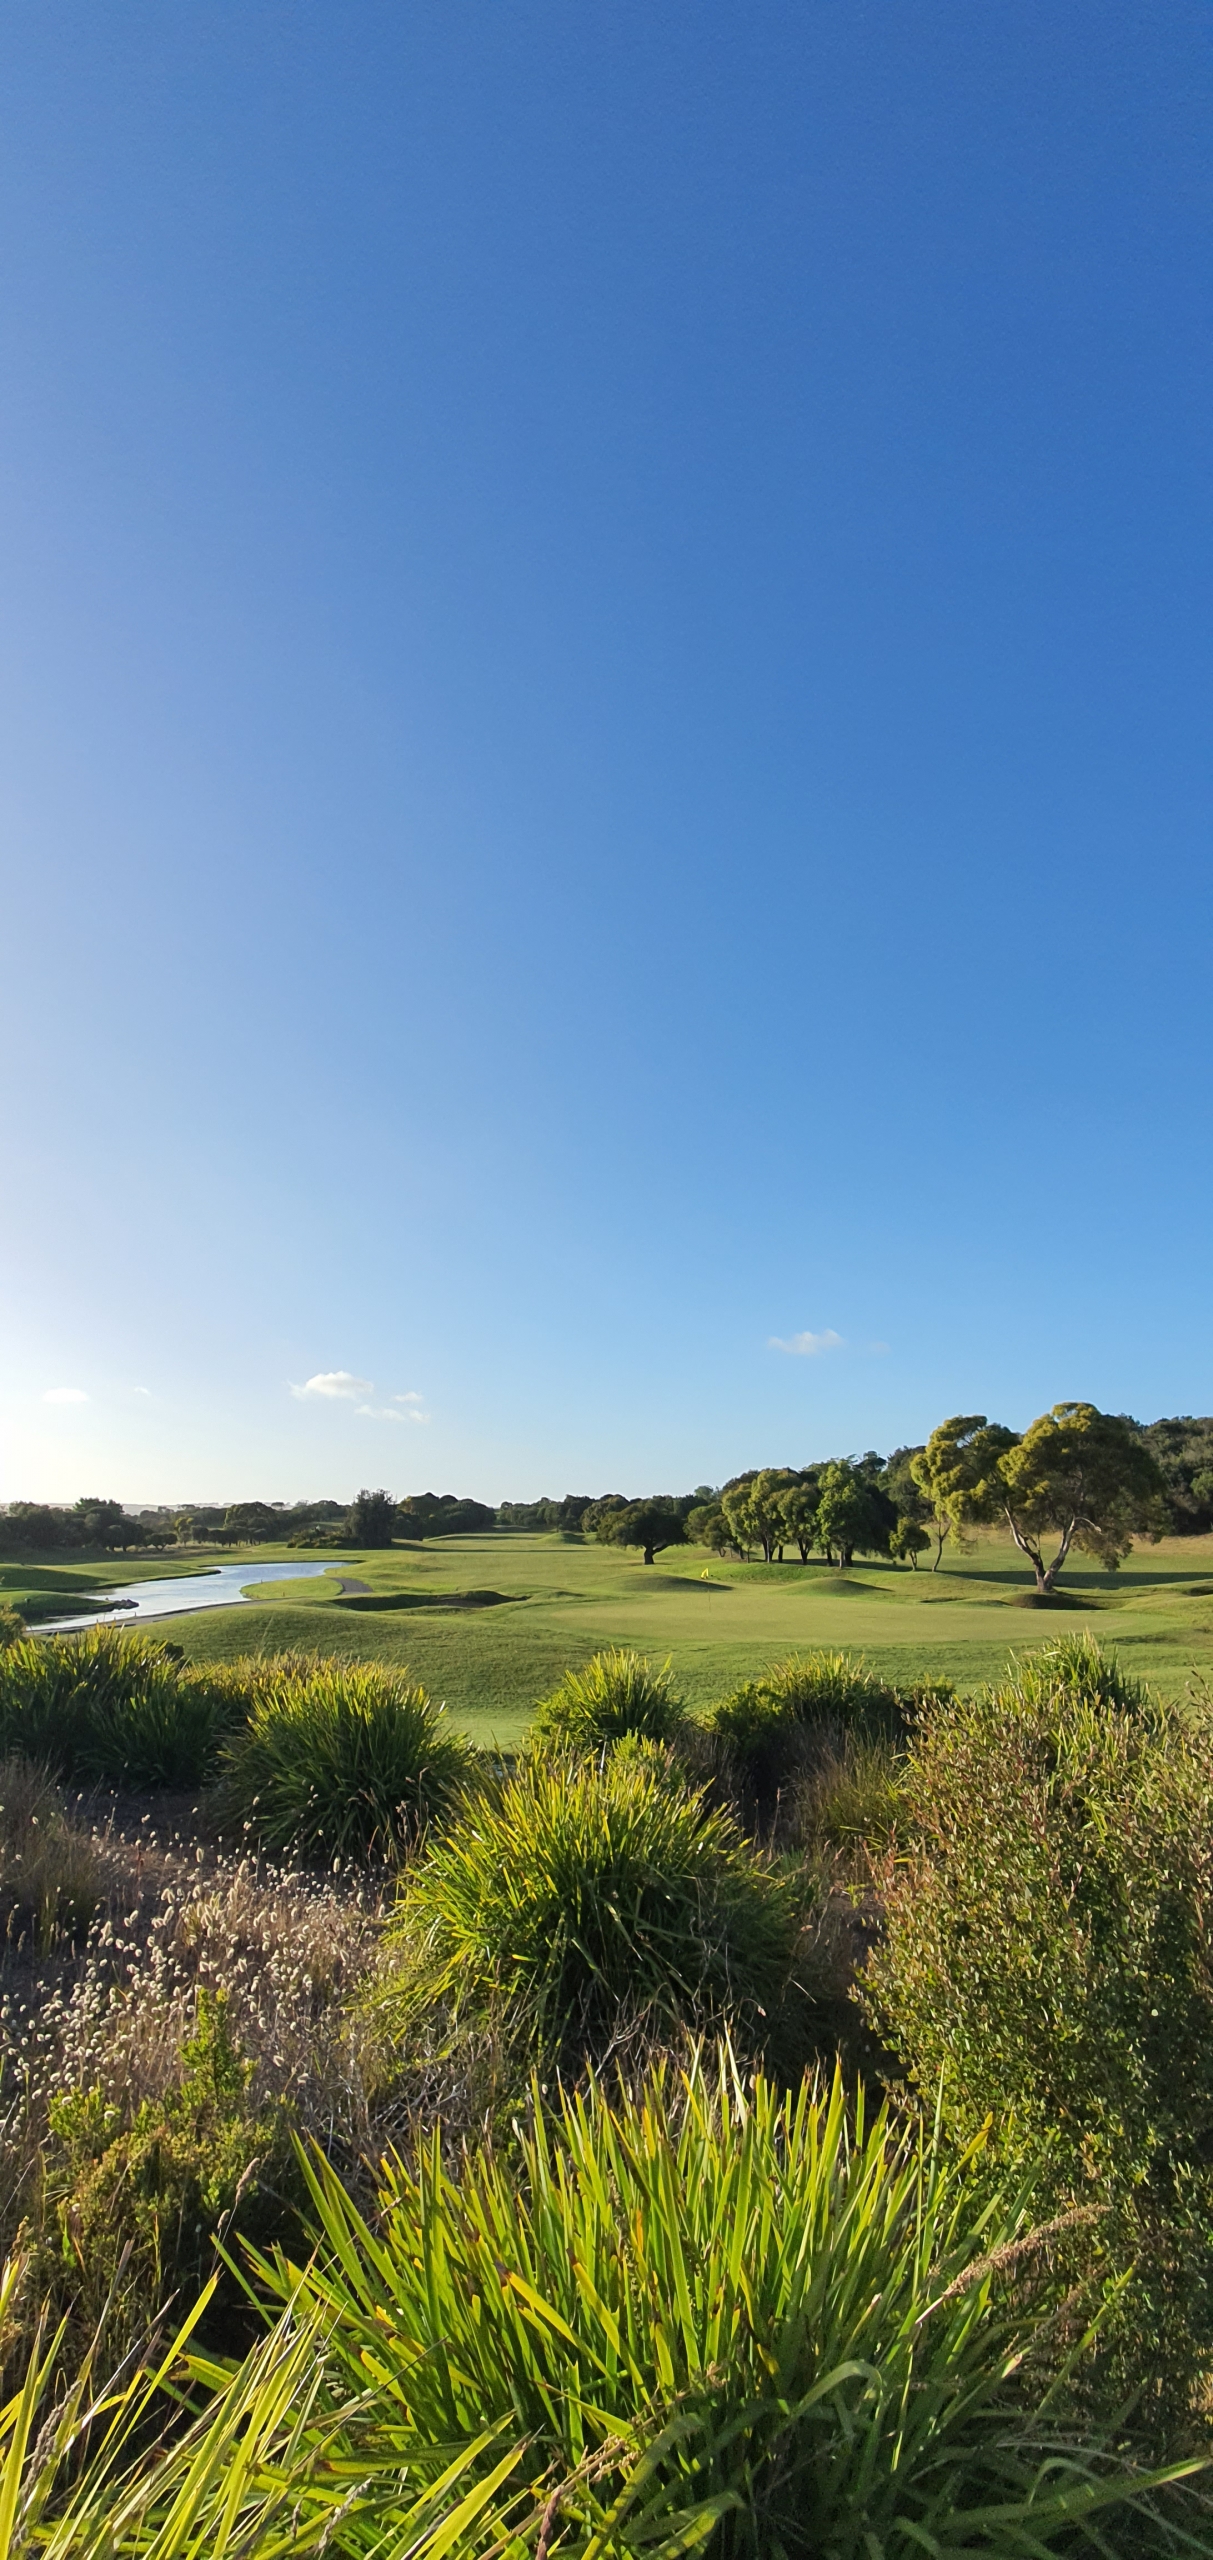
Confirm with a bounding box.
[643,1544,655,1565]
[932,1521,946,1571]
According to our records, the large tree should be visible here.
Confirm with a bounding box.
[721,1469,797,1563]
[348,1487,397,1547]
[910,1416,1017,1571]
[995,1402,1167,1593]
[814,1461,895,1568]
[602,1501,687,1568]
[776,1473,820,1564]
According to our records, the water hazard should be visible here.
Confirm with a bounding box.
[34,1560,337,1636]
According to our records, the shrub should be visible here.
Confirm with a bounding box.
[0,1604,26,1648]
[42,1988,291,2351]
[382,1750,799,2066]
[530,1647,686,1752]
[218,1658,474,1860]
[0,1626,238,1787]
[864,1641,1213,2434]
[792,1732,906,1857]
[256,2049,1205,2556]
[704,1651,907,1820]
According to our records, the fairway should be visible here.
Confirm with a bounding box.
[9,1530,1213,1746]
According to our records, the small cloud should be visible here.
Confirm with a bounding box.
[866,1340,890,1357]
[133,1385,151,1396]
[290,1370,372,1402]
[358,1395,430,1425]
[393,1391,425,1406]
[768,1329,843,1358]
[43,1386,89,1405]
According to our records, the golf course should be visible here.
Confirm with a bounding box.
[6,1526,1213,1744]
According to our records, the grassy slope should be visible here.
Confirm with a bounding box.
[7,1529,1210,1746]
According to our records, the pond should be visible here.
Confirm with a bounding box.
[33,1560,339,1636]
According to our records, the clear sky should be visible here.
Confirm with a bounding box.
[2,1,1210,1505]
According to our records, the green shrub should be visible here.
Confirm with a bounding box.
[255,2049,1204,2557]
[864,1641,1213,2434]
[530,1646,686,1752]
[218,1658,474,1861]
[0,1626,238,1786]
[382,1749,799,2066]
[761,1646,902,1730]
[41,1989,292,2354]
[705,1651,907,1819]
[794,1732,906,1856]
[0,1603,26,1647]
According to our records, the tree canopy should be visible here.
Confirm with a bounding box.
[995,1402,1167,1593]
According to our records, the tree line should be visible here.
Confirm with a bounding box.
[4,1406,1211,1590]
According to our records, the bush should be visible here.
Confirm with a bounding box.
[41,1988,291,2352]
[530,1647,686,1752]
[218,1658,474,1861]
[0,1604,26,1648]
[0,1626,239,1787]
[864,1640,1213,2434]
[792,1732,906,1857]
[704,1651,908,1820]
[256,2049,1203,2556]
[382,1750,799,2067]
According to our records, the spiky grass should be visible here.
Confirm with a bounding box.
[217,1658,475,1862]
[381,1749,799,2066]
[0,1628,239,1788]
[531,1648,686,1753]
[253,2047,1210,2557]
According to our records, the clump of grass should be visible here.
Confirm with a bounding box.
[1003,1628,1150,1717]
[792,1732,907,1857]
[217,1658,474,1861]
[0,1757,115,1952]
[257,2046,1207,2557]
[760,1647,903,1732]
[382,1750,799,2068]
[530,1647,686,1752]
[0,1604,26,1648]
[0,1627,240,1787]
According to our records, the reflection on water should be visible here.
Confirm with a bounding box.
[34,1560,336,1635]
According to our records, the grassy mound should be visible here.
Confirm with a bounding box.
[217,1656,474,1860]
[0,1625,240,1787]
[382,1746,798,2064]
[530,1646,686,1752]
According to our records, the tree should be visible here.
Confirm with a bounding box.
[348,1487,396,1547]
[910,1416,1017,1571]
[889,1516,930,1569]
[222,1501,282,1546]
[776,1475,820,1563]
[995,1403,1167,1594]
[723,1469,797,1563]
[601,1501,688,1568]
[686,1501,736,1557]
[813,1461,896,1569]
[72,1498,144,1551]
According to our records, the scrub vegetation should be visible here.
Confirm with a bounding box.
[0,1616,1210,2550]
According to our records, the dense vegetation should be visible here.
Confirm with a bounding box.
[1,1620,1212,2550]
[9,1403,1209,1593]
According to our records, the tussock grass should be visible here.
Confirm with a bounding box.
[0,1627,240,1788]
[217,1657,475,1861]
[531,1646,687,1753]
[381,1748,800,2067]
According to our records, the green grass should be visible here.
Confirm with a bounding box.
[5,1531,1213,1745]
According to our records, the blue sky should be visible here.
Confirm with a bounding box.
[2,1,1211,1503]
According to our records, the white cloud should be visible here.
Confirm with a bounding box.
[768,1329,843,1358]
[290,1371,373,1402]
[43,1386,88,1405]
[357,1394,430,1425]
[393,1391,425,1406]
[133,1385,151,1396]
